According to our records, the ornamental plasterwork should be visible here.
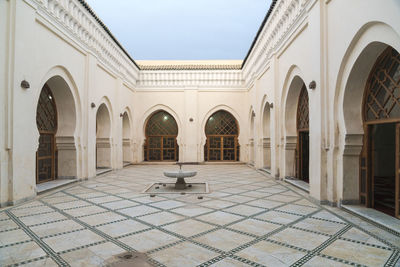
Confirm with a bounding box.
[33,0,312,89]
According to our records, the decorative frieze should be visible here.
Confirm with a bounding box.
[33,0,139,84]
[242,0,311,85]
[137,70,244,88]
[30,0,312,89]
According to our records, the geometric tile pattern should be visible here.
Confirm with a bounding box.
[0,165,399,267]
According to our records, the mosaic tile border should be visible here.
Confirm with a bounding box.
[1,165,399,267]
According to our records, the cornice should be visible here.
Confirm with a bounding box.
[139,64,242,71]
[27,0,314,91]
[137,69,244,88]
[31,0,140,84]
[242,0,312,86]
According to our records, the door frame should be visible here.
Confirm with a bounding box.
[360,121,400,218]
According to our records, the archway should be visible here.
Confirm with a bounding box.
[122,111,132,164]
[283,75,309,181]
[249,110,255,164]
[359,47,400,218]
[36,76,77,183]
[144,110,178,161]
[204,110,239,161]
[96,103,112,169]
[296,85,310,183]
[262,102,271,170]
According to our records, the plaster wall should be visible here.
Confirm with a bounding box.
[2,0,400,208]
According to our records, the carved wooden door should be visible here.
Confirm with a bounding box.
[396,123,400,218]
[36,85,57,183]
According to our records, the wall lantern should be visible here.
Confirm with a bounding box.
[91,103,96,108]
[309,80,317,90]
[120,113,124,117]
[269,103,274,109]
[21,80,30,89]
[189,118,194,122]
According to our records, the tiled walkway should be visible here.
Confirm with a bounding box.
[1,165,399,267]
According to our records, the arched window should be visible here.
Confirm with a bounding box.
[144,111,178,161]
[204,110,239,161]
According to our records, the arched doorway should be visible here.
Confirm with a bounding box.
[96,103,112,169]
[144,111,178,161]
[36,75,78,183]
[204,110,239,161]
[249,111,255,164]
[122,112,132,164]
[36,85,58,183]
[296,85,310,183]
[262,103,271,170]
[360,47,400,218]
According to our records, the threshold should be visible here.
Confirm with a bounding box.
[37,178,78,194]
[341,204,400,236]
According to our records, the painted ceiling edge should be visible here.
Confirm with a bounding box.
[78,0,277,71]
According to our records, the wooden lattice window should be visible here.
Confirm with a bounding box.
[205,111,239,161]
[146,111,178,136]
[205,110,238,135]
[364,47,400,122]
[144,111,178,161]
[36,85,57,133]
[297,85,309,131]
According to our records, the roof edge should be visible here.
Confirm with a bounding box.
[78,0,277,72]
[78,0,140,70]
[241,0,278,69]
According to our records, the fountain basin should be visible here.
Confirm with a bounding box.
[163,171,197,189]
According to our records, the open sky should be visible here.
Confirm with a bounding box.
[85,0,271,60]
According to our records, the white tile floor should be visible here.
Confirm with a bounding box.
[0,165,399,266]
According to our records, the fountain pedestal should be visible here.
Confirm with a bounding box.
[163,164,197,190]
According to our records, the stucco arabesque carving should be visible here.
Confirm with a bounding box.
[33,0,139,86]
[243,0,310,87]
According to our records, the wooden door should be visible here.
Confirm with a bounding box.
[296,130,309,182]
[208,136,222,161]
[359,125,370,206]
[396,123,400,218]
[36,133,56,183]
[206,135,238,161]
[36,85,57,184]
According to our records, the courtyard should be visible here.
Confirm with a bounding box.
[0,165,399,266]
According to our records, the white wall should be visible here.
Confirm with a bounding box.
[2,0,399,207]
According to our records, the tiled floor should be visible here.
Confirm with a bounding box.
[1,165,399,267]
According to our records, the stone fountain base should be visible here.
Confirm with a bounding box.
[175,177,187,190]
[142,182,209,194]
